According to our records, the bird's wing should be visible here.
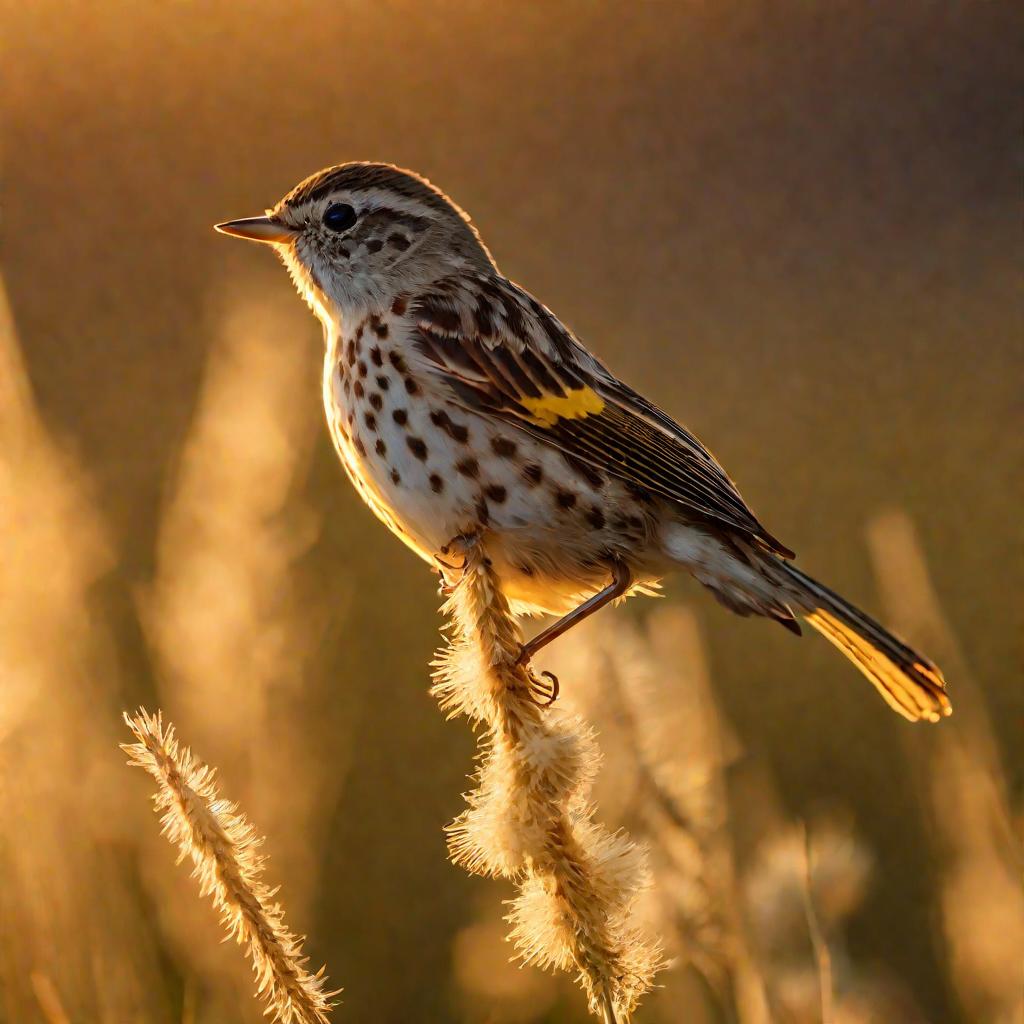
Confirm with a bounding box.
[409,275,793,557]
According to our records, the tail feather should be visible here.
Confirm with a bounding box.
[781,563,951,723]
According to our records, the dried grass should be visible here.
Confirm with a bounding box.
[0,275,175,1023]
[123,709,337,1024]
[540,608,771,1024]
[529,605,927,1023]
[868,509,1024,1024]
[432,540,663,1021]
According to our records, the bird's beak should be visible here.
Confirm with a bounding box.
[214,216,298,245]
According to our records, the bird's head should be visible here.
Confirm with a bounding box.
[216,162,494,324]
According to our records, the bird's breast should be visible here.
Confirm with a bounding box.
[322,310,480,565]
[320,308,665,613]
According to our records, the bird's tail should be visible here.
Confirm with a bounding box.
[779,562,951,723]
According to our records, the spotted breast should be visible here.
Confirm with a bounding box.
[322,295,658,614]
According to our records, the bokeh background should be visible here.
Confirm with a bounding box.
[2,2,1021,1022]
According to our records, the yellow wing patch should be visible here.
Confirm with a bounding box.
[520,387,605,427]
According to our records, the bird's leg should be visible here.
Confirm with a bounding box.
[517,559,632,665]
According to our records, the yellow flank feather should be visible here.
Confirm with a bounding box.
[521,386,605,427]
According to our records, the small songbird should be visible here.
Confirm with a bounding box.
[216,162,950,722]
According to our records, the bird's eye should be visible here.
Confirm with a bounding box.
[323,203,357,232]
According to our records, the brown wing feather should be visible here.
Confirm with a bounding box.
[410,276,794,557]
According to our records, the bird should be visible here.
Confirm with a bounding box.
[216,161,951,723]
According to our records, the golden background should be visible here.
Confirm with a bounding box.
[2,2,1020,1022]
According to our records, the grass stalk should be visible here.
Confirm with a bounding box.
[122,709,336,1024]
[432,540,661,1021]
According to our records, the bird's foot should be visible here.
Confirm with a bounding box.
[516,648,559,707]
[435,532,480,595]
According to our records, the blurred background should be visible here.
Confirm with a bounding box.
[2,2,1021,1021]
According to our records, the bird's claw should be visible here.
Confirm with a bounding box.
[434,532,479,594]
[521,657,559,707]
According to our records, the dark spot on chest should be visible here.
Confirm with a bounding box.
[491,437,517,458]
[391,295,408,316]
[404,376,420,395]
[586,506,606,530]
[363,412,377,431]
[392,409,408,426]
[370,347,383,367]
[456,457,479,478]
[406,436,428,460]
[475,499,490,525]
[369,393,383,411]
[391,467,401,485]
[345,340,356,366]
[375,438,387,457]
[357,361,368,378]
[388,351,407,373]
[430,409,470,444]
[429,473,444,493]
[353,437,366,457]
[522,463,543,486]
[555,489,577,510]
[484,484,507,503]
[376,375,390,390]
[354,380,364,398]
[369,316,388,338]
[366,238,383,254]
[388,233,411,251]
